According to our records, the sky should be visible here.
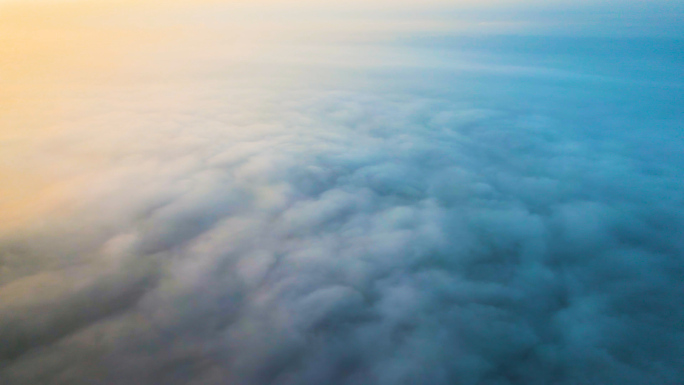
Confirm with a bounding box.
[0,1,683,384]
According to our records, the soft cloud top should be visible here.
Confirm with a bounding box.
[0,1,683,385]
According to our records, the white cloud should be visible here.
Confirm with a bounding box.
[1,80,682,384]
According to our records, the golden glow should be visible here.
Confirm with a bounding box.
[0,1,167,229]
[0,0,534,231]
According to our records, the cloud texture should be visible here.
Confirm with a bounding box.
[2,81,683,384]
[1,2,683,385]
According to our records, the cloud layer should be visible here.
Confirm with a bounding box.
[1,2,683,384]
[1,78,683,384]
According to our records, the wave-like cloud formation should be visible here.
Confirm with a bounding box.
[1,80,682,384]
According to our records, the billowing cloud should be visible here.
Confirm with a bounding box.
[1,1,683,385]
[2,84,682,384]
